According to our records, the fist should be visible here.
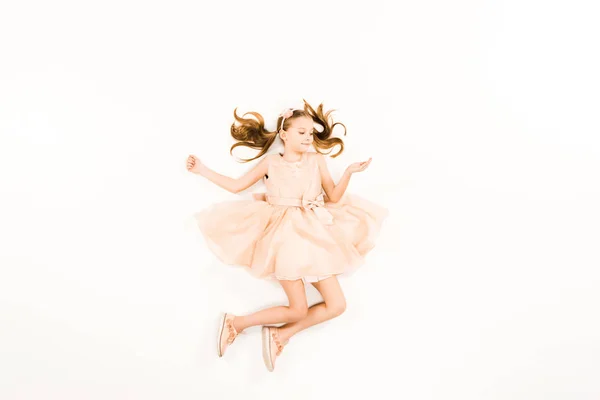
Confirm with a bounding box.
[346,157,372,174]
[186,154,204,174]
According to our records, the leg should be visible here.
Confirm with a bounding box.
[277,276,346,343]
[233,279,308,332]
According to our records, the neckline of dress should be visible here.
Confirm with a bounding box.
[278,152,305,164]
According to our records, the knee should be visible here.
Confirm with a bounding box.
[328,300,346,317]
[287,305,308,322]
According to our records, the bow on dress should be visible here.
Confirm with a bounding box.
[301,193,334,225]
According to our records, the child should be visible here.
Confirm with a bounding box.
[186,100,388,371]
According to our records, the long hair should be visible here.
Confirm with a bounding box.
[229,99,347,162]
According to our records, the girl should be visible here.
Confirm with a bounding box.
[186,100,388,372]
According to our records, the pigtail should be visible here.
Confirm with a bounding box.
[302,99,346,158]
[229,108,278,163]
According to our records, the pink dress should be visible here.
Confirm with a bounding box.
[194,151,388,283]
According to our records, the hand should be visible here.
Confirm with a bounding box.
[345,157,372,174]
[186,154,205,175]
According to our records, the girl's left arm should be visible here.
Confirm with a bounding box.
[315,153,352,202]
[315,153,372,202]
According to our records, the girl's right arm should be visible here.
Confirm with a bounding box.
[186,154,270,194]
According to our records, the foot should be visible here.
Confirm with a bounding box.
[261,326,288,372]
[217,313,240,357]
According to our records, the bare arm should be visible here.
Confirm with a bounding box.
[315,153,372,202]
[315,153,350,202]
[186,154,270,194]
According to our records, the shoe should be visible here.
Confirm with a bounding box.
[217,313,239,357]
[261,326,287,372]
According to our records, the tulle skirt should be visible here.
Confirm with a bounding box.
[194,193,388,282]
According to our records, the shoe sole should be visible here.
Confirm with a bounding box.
[261,326,274,372]
[217,313,227,358]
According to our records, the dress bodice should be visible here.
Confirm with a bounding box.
[264,152,322,201]
[263,151,332,224]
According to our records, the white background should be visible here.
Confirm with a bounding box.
[1,0,599,399]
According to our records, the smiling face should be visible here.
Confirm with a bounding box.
[280,116,315,153]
